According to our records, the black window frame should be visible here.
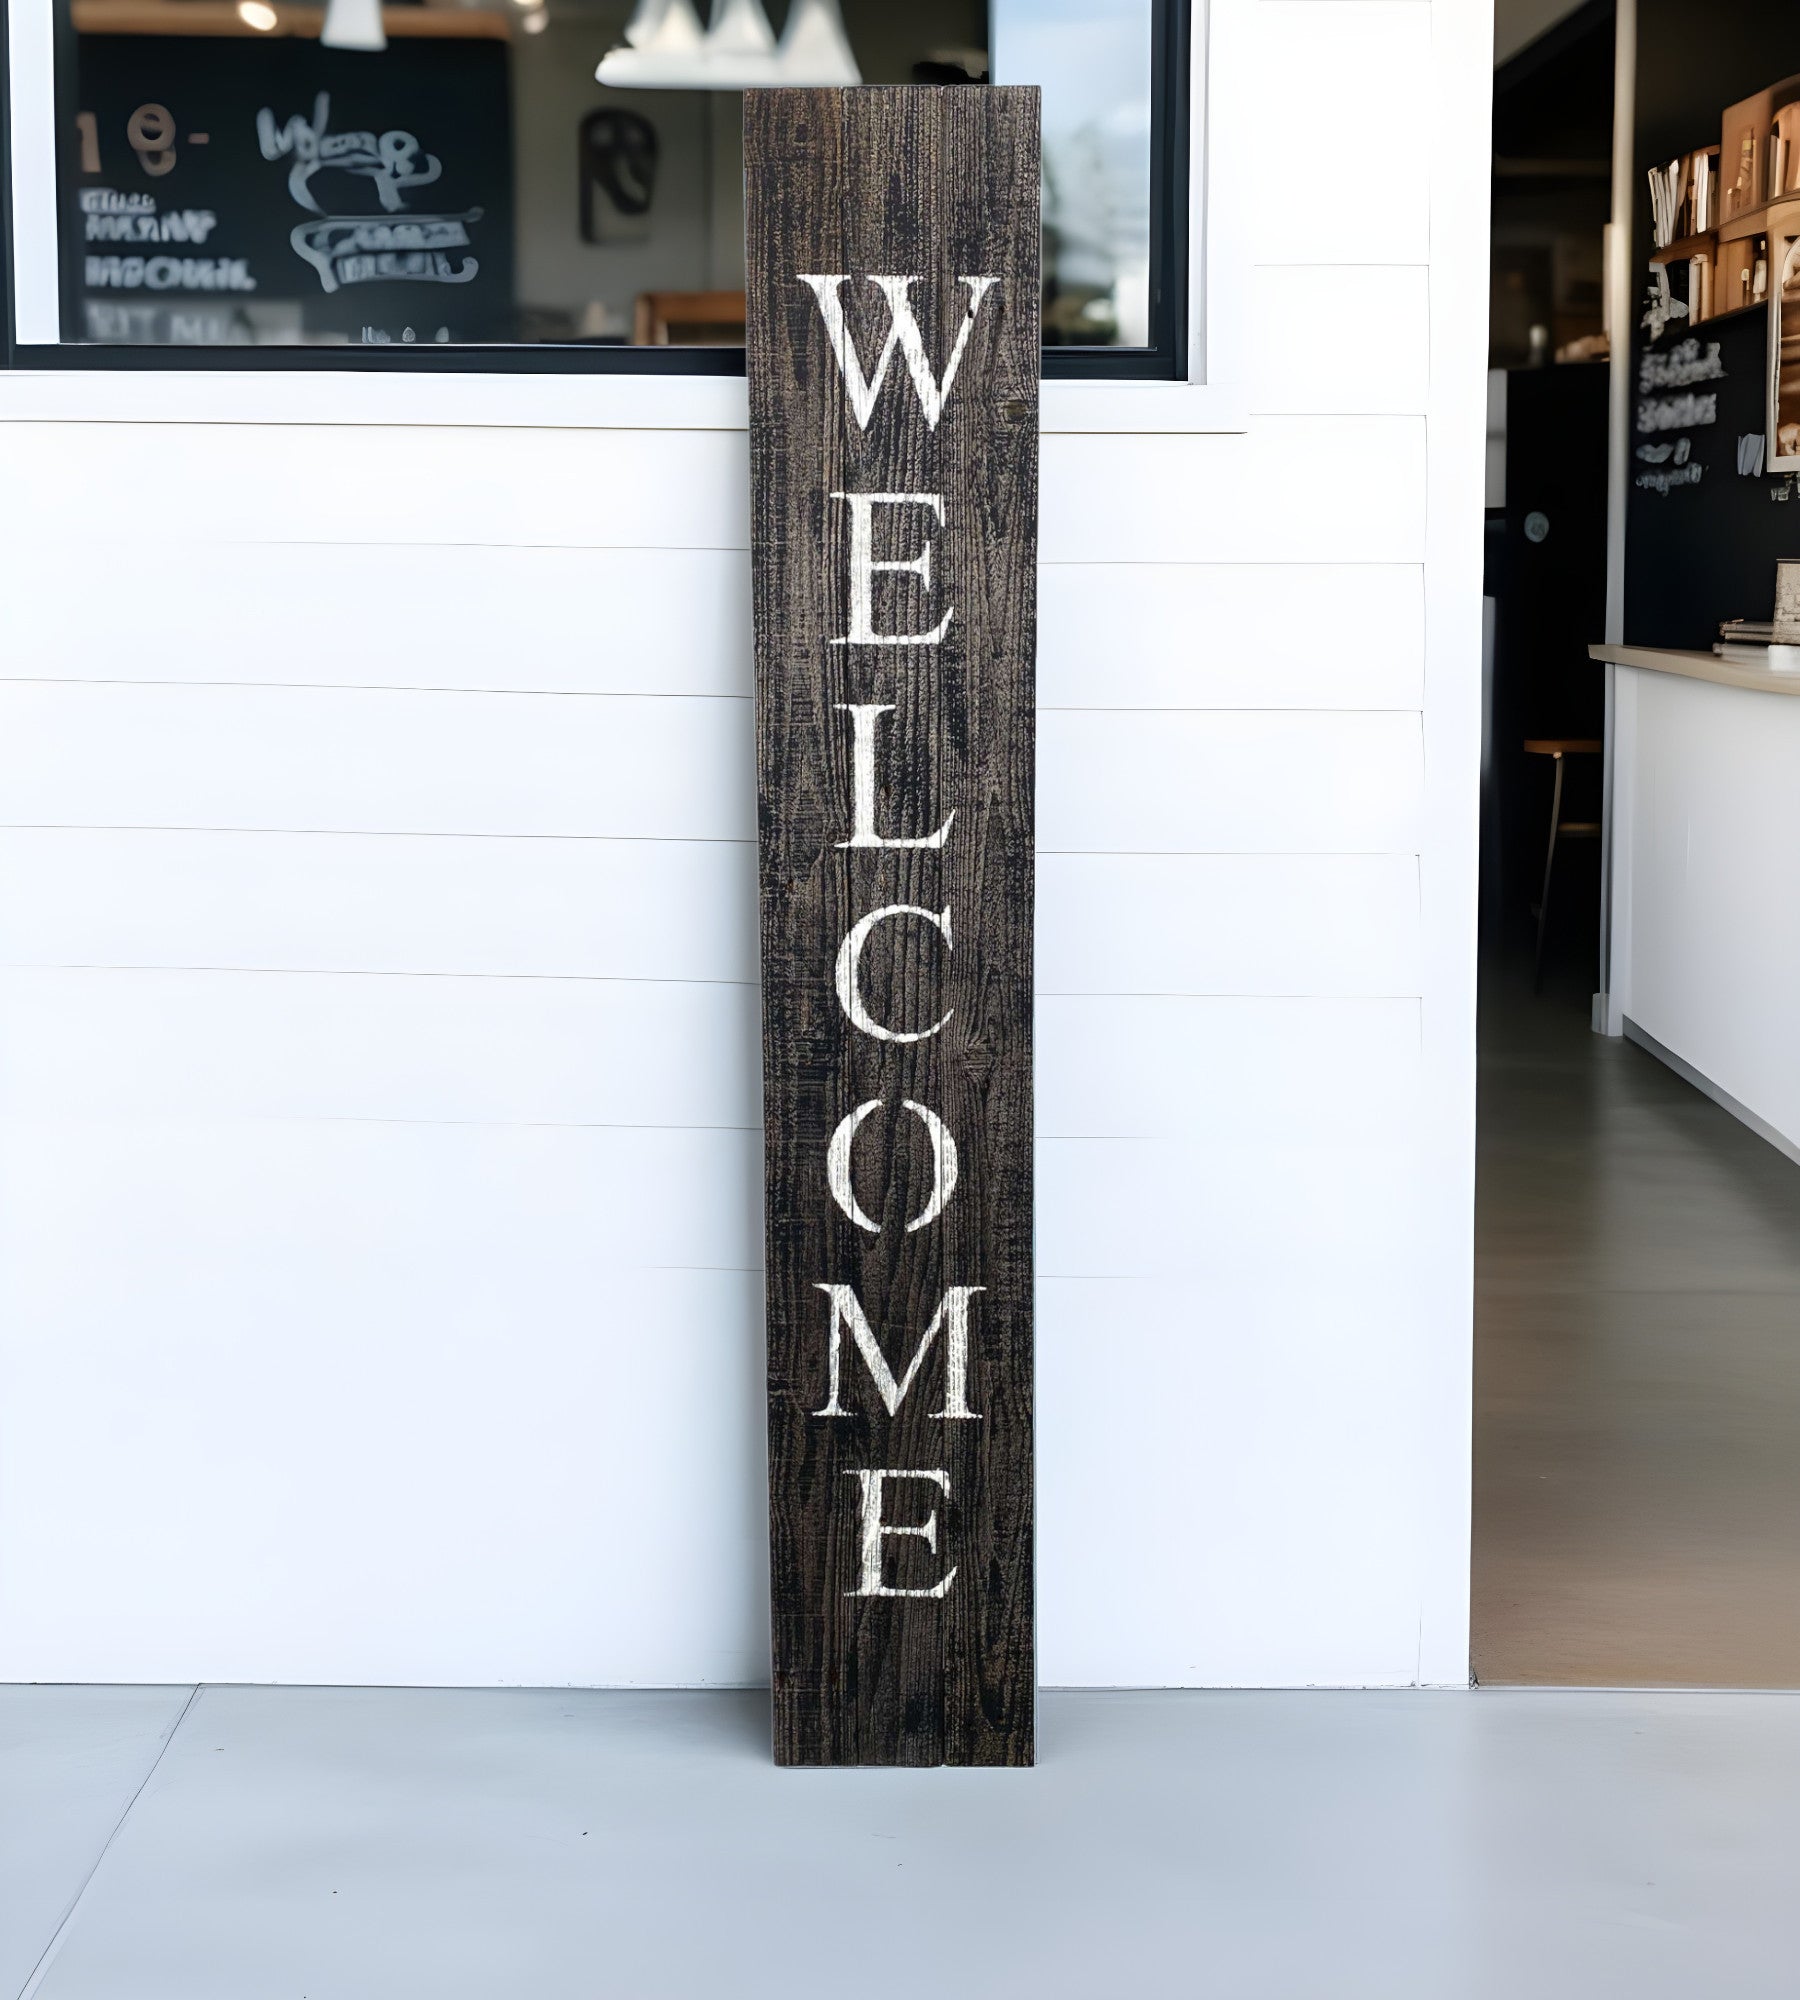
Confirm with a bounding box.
[0,0,1189,378]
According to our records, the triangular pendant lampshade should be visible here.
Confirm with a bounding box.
[637,0,705,52]
[598,0,859,88]
[621,0,670,47]
[321,0,386,51]
[707,0,775,57]
[775,0,859,84]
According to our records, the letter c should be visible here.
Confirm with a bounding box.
[834,903,953,1044]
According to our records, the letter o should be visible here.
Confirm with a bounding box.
[825,1098,960,1235]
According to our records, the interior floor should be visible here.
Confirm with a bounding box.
[1474,948,1800,1686]
[5,1683,1799,1999]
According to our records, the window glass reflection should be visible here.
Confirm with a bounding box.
[61,0,1162,351]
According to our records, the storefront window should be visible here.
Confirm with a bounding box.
[49,0,1178,364]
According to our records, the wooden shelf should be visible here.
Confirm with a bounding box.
[1650,229,1718,266]
[1700,298,1767,325]
[1719,193,1800,243]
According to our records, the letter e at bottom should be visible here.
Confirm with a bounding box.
[844,1469,957,1599]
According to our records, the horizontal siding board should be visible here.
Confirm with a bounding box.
[0,972,1420,1150]
[0,423,753,552]
[0,829,759,984]
[0,418,1425,563]
[1038,1135,1425,1279]
[0,1153,768,1683]
[1250,267,1431,414]
[10,549,1426,713]
[0,1135,1426,1688]
[2,544,756,699]
[1038,854,1420,995]
[0,1116,1422,1292]
[0,968,763,1132]
[1038,994,1421,1140]
[1038,1273,1431,1688]
[1,687,1423,853]
[0,684,756,842]
[1039,710,1422,852]
[1037,564,1425,712]
[1041,422,1426,564]
[0,832,1420,996]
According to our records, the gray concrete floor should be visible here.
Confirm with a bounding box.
[1474,955,1800,1685]
[5,1683,1800,1999]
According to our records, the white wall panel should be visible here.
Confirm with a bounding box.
[1038,1273,1433,1687]
[0,837,1416,993]
[1038,855,1420,996]
[0,968,762,1133]
[8,543,1425,712]
[2,685,1419,855]
[2,975,1421,1155]
[0,1108,1429,1688]
[1250,267,1431,415]
[0,414,1425,564]
[1039,710,1422,852]
[1038,1135,1424,1279]
[0,1122,767,1686]
[0,829,758,984]
[0,422,752,552]
[1036,563,1424,711]
[1037,995,1421,1140]
[2,543,755,698]
[1251,2,1433,266]
[0,0,1485,1691]
[0,684,755,841]
[1041,420,1427,564]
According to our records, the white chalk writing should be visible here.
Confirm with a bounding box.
[1637,391,1716,433]
[1637,337,1725,392]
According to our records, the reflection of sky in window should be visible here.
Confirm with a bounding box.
[992,0,1154,344]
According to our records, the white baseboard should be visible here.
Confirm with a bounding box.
[1622,1018,1800,1169]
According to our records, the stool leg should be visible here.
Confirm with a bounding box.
[1534,752,1565,990]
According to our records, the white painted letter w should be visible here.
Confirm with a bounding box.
[799,275,998,431]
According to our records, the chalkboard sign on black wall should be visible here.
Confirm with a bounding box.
[67,34,513,345]
[1624,306,1789,647]
[1626,0,1800,646]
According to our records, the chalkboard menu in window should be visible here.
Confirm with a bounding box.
[68,34,514,345]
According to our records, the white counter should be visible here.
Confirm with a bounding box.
[1593,644,1800,1163]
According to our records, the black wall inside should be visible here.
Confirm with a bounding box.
[1625,0,1800,644]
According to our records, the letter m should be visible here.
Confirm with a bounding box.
[812,1284,983,1418]
[798,276,997,431]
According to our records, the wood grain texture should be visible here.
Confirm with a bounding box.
[745,88,1039,1767]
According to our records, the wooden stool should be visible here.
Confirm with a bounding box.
[1525,739,1602,986]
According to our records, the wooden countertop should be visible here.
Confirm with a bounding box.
[1589,643,1800,697]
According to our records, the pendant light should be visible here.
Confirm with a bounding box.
[597,0,859,89]
[706,0,775,57]
[621,0,669,46]
[320,0,386,51]
[774,0,858,84]
[622,0,703,53]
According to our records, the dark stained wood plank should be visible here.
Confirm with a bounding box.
[745,86,1039,1768]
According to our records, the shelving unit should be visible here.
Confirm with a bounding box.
[1650,81,1800,325]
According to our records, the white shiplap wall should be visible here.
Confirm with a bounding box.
[0,0,1487,1688]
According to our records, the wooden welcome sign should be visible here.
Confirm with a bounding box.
[746,87,1039,1768]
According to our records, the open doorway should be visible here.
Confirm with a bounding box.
[1474,0,1800,1686]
